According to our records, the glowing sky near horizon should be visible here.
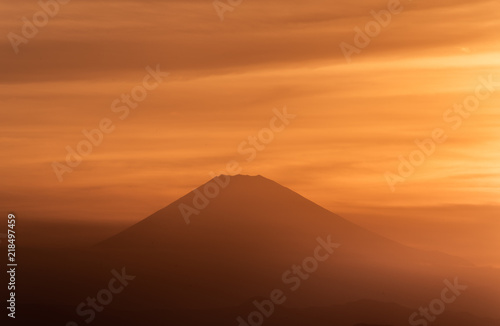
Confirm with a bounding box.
[1,0,500,232]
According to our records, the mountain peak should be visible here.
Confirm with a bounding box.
[215,174,266,180]
[209,174,278,190]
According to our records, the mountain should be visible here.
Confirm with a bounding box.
[13,175,500,326]
[95,175,498,318]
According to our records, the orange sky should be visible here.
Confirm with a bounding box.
[1,0,499,263]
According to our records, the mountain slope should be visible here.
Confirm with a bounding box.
[94,175,498,319]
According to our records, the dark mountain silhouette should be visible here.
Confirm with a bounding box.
[95,175,498,316]
[12,175,500,326]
